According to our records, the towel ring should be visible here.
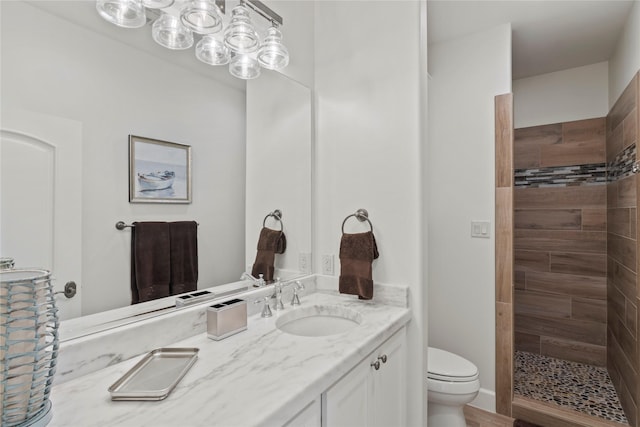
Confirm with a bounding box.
[262,209,284,232]
[341,209,373,234]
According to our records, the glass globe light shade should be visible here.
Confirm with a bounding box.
[257,26,289,70]
[229,54,261,80]
[180,0,223,34]
[152,13,194,50]
[96,0,146,28]
[141,0,174,9]
[196,35,230,65]
[223,5,260,54]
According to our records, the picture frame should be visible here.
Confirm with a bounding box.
[129,135,192,204]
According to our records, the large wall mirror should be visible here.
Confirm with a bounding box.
[0,1,312,332]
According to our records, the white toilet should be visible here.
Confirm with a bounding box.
[427,347,480,427]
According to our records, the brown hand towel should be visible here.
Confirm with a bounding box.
[339,231,379,300]
[131,222,171,304]
[169,221,198,296]
[251,227,286,282]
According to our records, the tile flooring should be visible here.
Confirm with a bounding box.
[514,351,628,425]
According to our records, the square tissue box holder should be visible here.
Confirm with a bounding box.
[207,298,247,340]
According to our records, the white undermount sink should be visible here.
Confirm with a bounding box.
[276,305,362,337]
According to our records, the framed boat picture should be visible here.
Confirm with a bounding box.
[129,135,192,203]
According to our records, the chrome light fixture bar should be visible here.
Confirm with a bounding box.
[95,0,289,79]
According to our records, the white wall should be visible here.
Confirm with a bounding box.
[428,23,512,412]
[609,0,640,109]
[1,2,246,315]
[314,1,425,425]
[513,62,609,128]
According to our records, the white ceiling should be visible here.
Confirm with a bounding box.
[427,0,635,80]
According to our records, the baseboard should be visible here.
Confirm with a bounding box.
[469,387,496,413]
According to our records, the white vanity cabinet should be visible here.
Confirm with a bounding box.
[322,327,407,427]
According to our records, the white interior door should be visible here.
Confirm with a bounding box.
[1,109,82,320]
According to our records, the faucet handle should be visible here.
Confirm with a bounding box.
[254,296,272,318]
[291,281,304,306]
[257,274,265,287]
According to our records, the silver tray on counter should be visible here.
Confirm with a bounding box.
[108,348,199,401]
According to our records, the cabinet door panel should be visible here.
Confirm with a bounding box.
[372,329,407,427]
[323,361,371,427]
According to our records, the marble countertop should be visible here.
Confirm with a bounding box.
[49,291,411,427]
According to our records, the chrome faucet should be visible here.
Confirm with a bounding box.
[272,277,285,311]
[240,272,265,287]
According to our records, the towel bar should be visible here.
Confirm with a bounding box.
[341,209,373,234]
[115,221,199,230]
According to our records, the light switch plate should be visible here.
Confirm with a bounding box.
[298,252,311,274]
[322,254,334,275]
[471,220,491,238]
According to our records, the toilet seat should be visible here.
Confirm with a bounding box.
[427,347,479,382]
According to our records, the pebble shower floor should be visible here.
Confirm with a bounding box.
[514,351,629,425]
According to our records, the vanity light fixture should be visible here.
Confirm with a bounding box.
[95,0,289,79]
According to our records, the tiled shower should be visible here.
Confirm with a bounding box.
[513,73,639,425]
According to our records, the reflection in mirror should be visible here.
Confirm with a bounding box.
[0,0,312,337]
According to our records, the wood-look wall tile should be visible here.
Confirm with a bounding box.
[515,229,606,254]
[623,107,638,149]
[495,94,514,188]
[515,313,606,345]
[563,117,606,143]
[525,271,606,299]
[514,123,561,169]
[540,118,606,167]
[495,301,513,416]
[610,286,627,325]
[515,209,581,230]
[515,270,526,290]
[609,258,638,301]
[614,314,638,368]
[515,185,606,210]
[626,299,637,336]
[515,331,541,354]
[540,336,606,366]
[515,289,571,318]
[608,208,633,237]
[608,233,637,273]
[631,208,636,238]
[618,175,637,208]
[515,250,550,272]
[619,380,638,427]
[607,124,624,164]
[609,182,619,208]
[540,141,606,168]
[550,252,606,277]
[582,208,606,231]
[496,187,513,303]
[572,297,606,323]
[608,334,638,425]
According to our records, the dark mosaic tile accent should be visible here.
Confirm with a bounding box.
[608,143,637,182]
[514,351,629,425]
[514,164,606,188]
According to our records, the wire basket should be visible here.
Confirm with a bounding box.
[1,269,59,427]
